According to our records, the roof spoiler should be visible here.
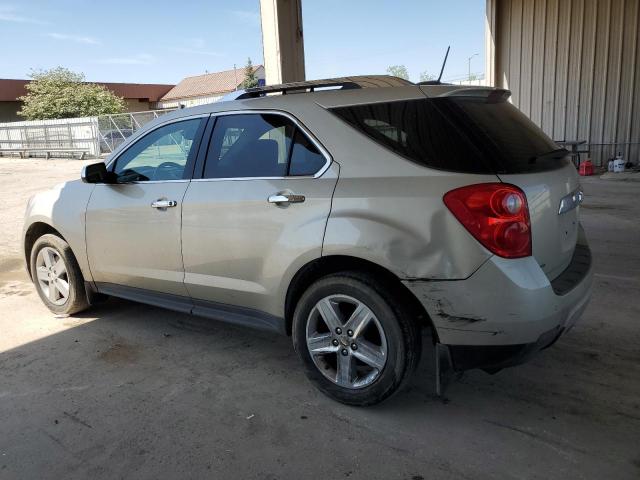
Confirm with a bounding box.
[417,80,452,86]
[437,87,511,101]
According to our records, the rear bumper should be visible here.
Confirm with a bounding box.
[403,226,593,370]
[447,325,564,371]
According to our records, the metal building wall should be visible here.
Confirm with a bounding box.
[487,0,640,165]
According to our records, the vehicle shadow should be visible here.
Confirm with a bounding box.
[1,284,638,479]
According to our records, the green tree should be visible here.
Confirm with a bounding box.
[419,70,436,82]
[241,58,259,89]
[18,67,125,120]
[386,65,410,81]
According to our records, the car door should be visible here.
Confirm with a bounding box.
[181,111,339,325]
[86,115,207,302]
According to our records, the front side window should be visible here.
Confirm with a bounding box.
[203,113,326,179]
[113,118,202,182]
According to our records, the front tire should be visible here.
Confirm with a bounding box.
[293,272,421,406]
[30,234,89,316]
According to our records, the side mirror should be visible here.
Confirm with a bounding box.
[81,162,113,184]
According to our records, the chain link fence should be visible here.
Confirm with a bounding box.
[0,109,177,159]
[97,109,176,154]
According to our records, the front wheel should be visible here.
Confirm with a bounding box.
[293,272,421,406]
[30,234,89,316]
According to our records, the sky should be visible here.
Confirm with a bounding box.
[0,1,486,85]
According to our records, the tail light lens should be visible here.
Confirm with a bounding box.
[443,183,531,258]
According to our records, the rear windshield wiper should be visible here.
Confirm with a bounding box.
[528,148,569,164]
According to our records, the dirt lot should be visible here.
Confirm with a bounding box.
[0,157,639,479]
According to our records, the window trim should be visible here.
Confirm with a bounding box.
[193,109,332,182]
[102,113,210,185]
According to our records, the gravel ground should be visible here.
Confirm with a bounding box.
[0,158,638,479]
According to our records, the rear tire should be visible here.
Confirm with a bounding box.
[30,234,90,316]
[293,272,421,406]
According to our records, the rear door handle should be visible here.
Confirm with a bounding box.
[268,193,306,204]
[151,199,178,209]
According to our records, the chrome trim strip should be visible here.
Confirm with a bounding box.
[95,179,189,186]
[190,175,316,183]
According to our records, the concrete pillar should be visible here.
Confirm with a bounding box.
[259,0,306,85]
[484,0,497,87]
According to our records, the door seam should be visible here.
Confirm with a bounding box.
[320,161,341,257]
[83,184,97,288]
[179,180,195,313]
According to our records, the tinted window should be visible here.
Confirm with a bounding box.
[440,97,560,172]
[330,97,565,174]
[113,119,202,182]
[289,130,326,176]
[204,114,294,178]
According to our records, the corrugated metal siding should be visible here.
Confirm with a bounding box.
[490,0,640,165]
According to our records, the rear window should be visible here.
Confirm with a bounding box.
[329,97,567,174]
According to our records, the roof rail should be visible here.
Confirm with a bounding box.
[221,75,414,102]
[228,79,361,101]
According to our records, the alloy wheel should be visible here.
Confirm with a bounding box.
[306,294,388,389]
[35,247,70,306]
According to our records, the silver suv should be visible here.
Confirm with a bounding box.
[23,76,593,405]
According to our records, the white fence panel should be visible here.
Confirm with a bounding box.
[0,108,190,158]
[0,116,99,157]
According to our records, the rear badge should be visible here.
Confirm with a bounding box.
[558,189,584,215]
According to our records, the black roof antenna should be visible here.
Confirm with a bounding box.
[437,46,451,82]
[418,45,451,85]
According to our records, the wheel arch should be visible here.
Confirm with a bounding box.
[284,254,436,339]
[23,222,67,279]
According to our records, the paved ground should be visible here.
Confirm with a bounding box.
[0,158,639,479]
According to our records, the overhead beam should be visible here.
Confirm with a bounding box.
[259,0,306,85]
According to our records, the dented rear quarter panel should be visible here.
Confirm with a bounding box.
[323,173,497,279]
[299,99,497,280]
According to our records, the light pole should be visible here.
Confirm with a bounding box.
[468,53,479,82]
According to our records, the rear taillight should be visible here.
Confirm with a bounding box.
[443,183,531,258]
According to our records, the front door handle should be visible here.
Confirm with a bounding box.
[151,199,178,209]
[268,193,306,205]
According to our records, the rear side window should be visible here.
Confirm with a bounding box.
[205,114,292,178]
[289,130,326,176]
[203,113,327,179]
[330,99,491,173]
[329,97,565,174]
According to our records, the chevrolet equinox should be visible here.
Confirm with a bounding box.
[23,75,593,405]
